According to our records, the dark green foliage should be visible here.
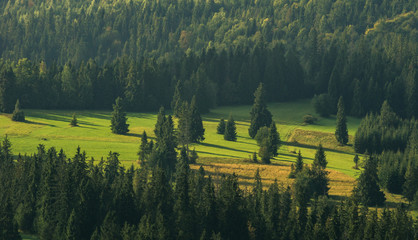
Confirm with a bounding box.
[0,199,21,240]
[0,67,16,113]
[70,113,78,127]
[313,144,327,169]
[0,136,416,240]
[110,97,129,134]
[189,96,205,143]
[335,96,348,145]
[295,151,304,173]
[12,99,25,122]
[403,163,418,202]
[268,121,280,157]
[216,119,225,135]
[312,94,331,117]
[189,148,198,164]
[249,83,272,139]
[171,78,183,117]
[252,152,258,163]
[152,112,177,178]
[138,131,151,164]
[303,114,317,124]
[354,156,386,206]
[353,154,359,169]
[224,115,237,141]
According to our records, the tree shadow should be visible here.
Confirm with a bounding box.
[282,141,356,156]
[25,120,56,127]
[195,150,239,158]
[198,142,253,154]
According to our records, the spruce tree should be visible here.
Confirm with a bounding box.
[177,101,191,146]
[0,199,21,240]
[224,114,237,141]
[110,97,129,134]
[190,96,205,143]
[268,121,280,157]
[138,131,151,164]
[249,83,272,138]
[354,156,385,206]
[217,118,226,135]
[12,99,25,122]
[295,151,304,173]
[171,78,183,117]
[402,163,417,202]
[154,106,166,141]
[335,96,348,145]
[313,144,327,169]
[353,154,359,169]
[70,113,78,126]
[0,67,16,113]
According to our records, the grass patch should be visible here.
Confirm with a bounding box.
[0,99,365,200]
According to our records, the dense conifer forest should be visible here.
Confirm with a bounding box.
[0,0,417,239]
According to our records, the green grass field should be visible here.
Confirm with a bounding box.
[1,99,414,240]
[0,99,361,178]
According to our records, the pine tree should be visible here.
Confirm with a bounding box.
[12,99,25,122]
[171,78,183,117]
[354,156,385,206]
[189,148,198,164]
[174,147,194,239]
[268,121,280,157]
[154,106,166,141]
[178,101,191,146]
[335,96,348,145]
[190,96,205,143]
[402,163,418,202]
[0,199,21,240]
[252,152,258,163]
[224,114,237,141]
[295,151,304,173]
[217,119,226,135]
[110,97,129,134]
[313,144,327,169]
[353,154,359,169]
[66,209,80,240]
[70,113,78,126]
[249,83,272,138]
[0,67,16,114]
[138,131,151,164]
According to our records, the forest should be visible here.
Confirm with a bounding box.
[0,0,417,239]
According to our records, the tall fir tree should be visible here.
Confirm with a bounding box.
[189,96,205,143]
[295,151,304,173]
[0,67,17,113]
[354,156,385,206]
[249,83,272,138]
[177,101,191,146]
[12,99,25,122]
[335,96,348,145]
[313,144,327,169]
[138,131,152,164]
[268,121,280,157]
[110,97,129,134]
[217,119,226,134]
[154,106,166,141]
[171,78,183,117]
[224,114,237,141]
[70,113,78,126]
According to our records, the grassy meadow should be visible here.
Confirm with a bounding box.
[0,98,413,222]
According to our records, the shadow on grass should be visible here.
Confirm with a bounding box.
[283,141,356,156]
[198,142,253,154]
[196,150,240,158]
[24,120,56,127]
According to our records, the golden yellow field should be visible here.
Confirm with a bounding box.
[191,159,356,197]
